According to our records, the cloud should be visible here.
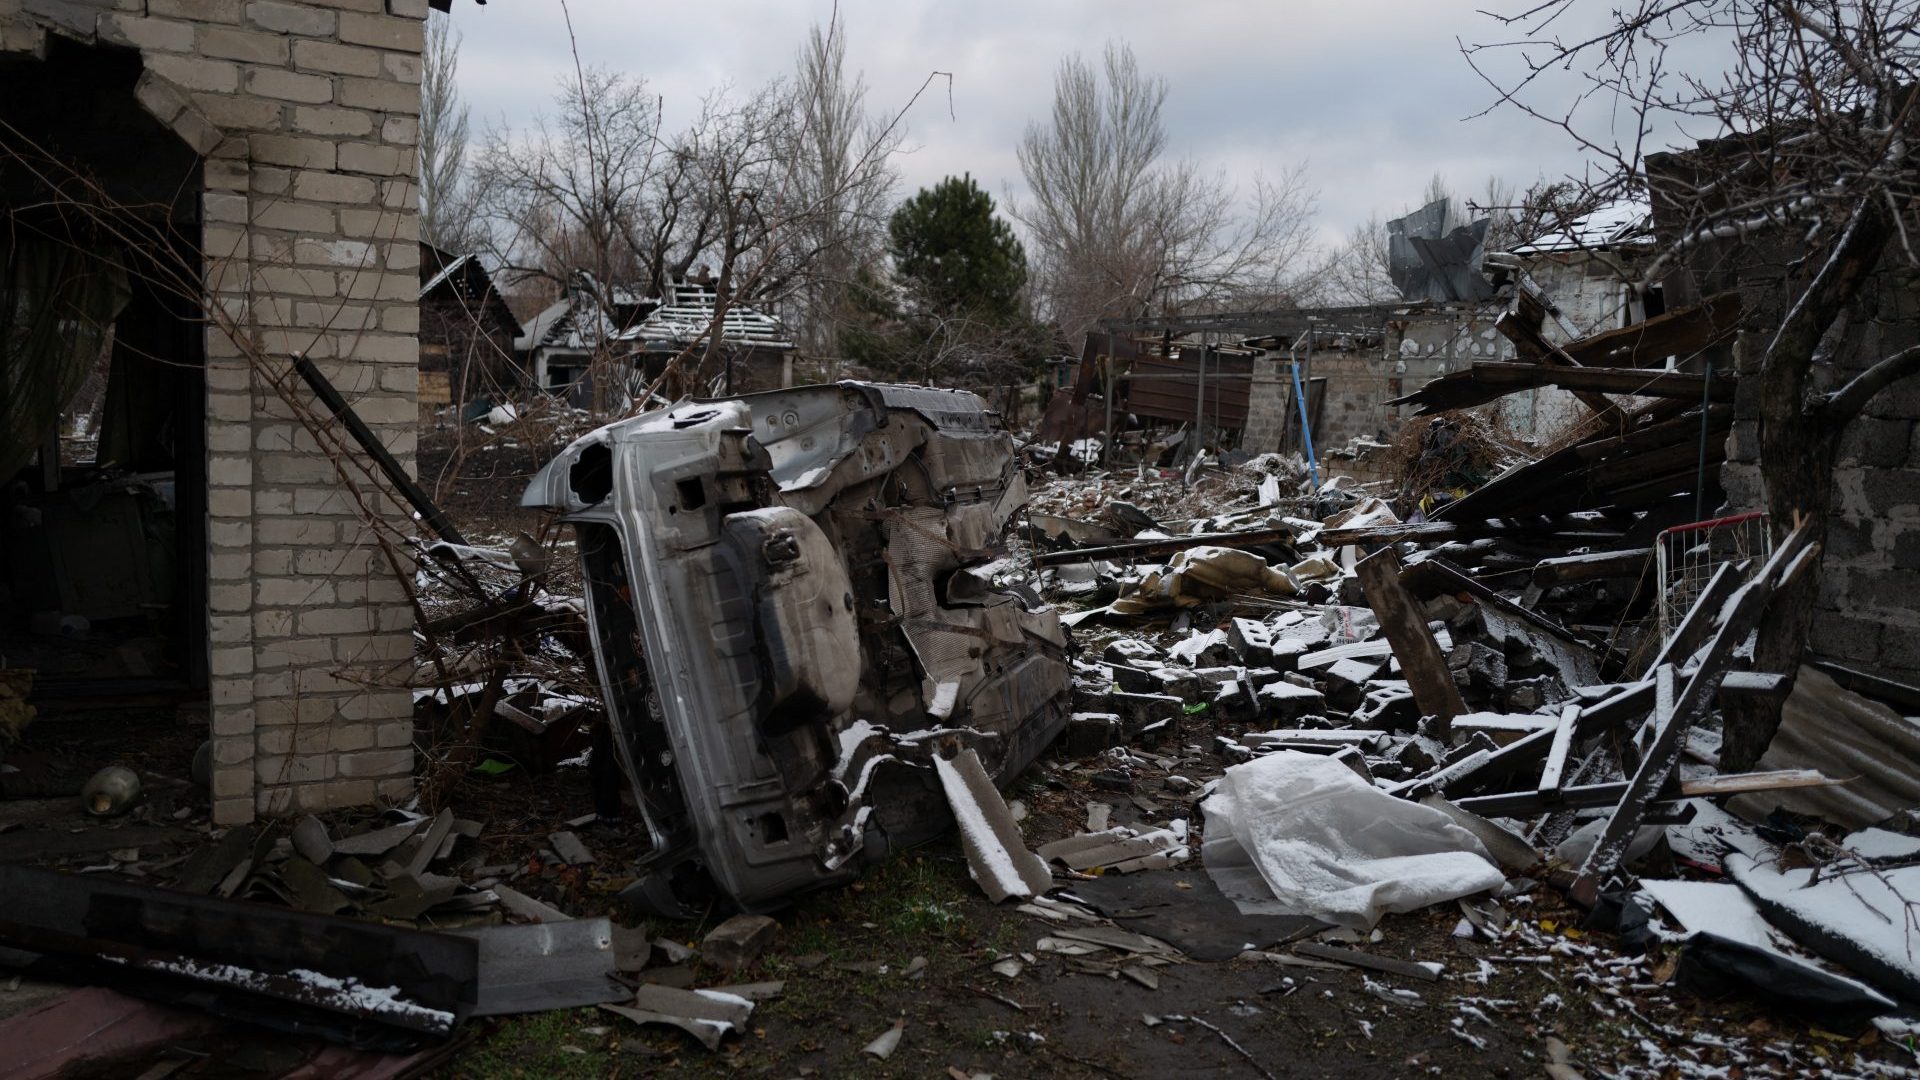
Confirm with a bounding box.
[444,1,1649,252]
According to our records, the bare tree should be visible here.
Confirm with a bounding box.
[419,12,478,252]
[1013,42,1320,338]
[788,21,899,357]
[1465,0,1920,767]
[476,69,662,296]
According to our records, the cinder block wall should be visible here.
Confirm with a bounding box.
[2,0,425,823]
[1721,274,1920,683]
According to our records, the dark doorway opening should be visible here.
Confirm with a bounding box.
[0,36,210,800]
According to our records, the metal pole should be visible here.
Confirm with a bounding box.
[1302,327,1314,443]
[1192,345,1206,468]
[1103,352,1115,467]
[1694,358,1713,522]
[1291,358,1320,490]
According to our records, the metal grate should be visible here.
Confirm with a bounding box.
[1655,511,1772,642]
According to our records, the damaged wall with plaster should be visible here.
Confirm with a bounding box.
[1,0,425,824]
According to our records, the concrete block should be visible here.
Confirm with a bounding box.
[250,132,336,169]
[290,104,373,136]
[1810,609,1883,664]
[337,75,420,113]
[701,914,778,972]
[337,140,405,175]
[97,13,198,52]
[212,797,254,826]
[1837,417,1913,469]
[335,748,411,777]
[337,10,420,50]
[380,115,418,145]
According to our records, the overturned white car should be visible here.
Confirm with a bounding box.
[523,383,1071,915]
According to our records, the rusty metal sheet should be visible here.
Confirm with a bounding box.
[1119,354,1253,428]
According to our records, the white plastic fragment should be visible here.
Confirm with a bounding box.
[862,1018,906,1059]
[1200,751,1505,928]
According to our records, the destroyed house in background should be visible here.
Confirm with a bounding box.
[1051,198,1669,474]
[1,0,429,824]
[514,271,795,405]
[417,241,523,409]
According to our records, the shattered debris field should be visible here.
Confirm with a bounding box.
[8,394,1917,1080]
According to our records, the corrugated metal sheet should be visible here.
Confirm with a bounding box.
[1120,352,1253,428]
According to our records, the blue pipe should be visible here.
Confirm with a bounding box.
[1290,359,1319,489]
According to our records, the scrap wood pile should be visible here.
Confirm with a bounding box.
[408,529,610,794]
[1000,298,1920,1060]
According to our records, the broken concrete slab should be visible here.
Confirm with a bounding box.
[290,816,332,866]
[701,914,778,973]
[548,831,596,866]
[603,985,754,1052]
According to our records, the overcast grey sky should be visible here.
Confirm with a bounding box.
[446,1,1643,250]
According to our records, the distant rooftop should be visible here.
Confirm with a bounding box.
[1509,199,1653,255]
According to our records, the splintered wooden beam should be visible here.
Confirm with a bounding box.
[1569,523,1816,907]
[1467,363,1737,401]
[1493,307,1620,420]
[1536,703,1581,795]
[1356,546,1468,729]
[1560,290,1743,368]
[1532,548,1653,588]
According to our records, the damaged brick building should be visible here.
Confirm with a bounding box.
[1,0,432,824]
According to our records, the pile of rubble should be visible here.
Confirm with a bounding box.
[986,372,1920,1063]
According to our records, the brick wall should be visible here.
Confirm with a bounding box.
[3,0,425,823]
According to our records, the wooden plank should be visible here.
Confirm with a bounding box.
[1561,290,1743,368]
[1468,362,1736,401]
[1030,525,1299,567]
[1570,525,1814,906]
[1492,307,1620,419]
[1532,548,1653,587]
[1294,942,1442,982]
[1455,769,1836,818]
[1317,520,1459,546]
[1355,546,1467,729]
[1419,557,1610,667]
[1536,703,1581,795]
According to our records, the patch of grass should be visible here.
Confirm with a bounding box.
[451,1009,615,1079]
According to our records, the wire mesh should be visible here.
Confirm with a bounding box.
[1655,511,1772,643]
